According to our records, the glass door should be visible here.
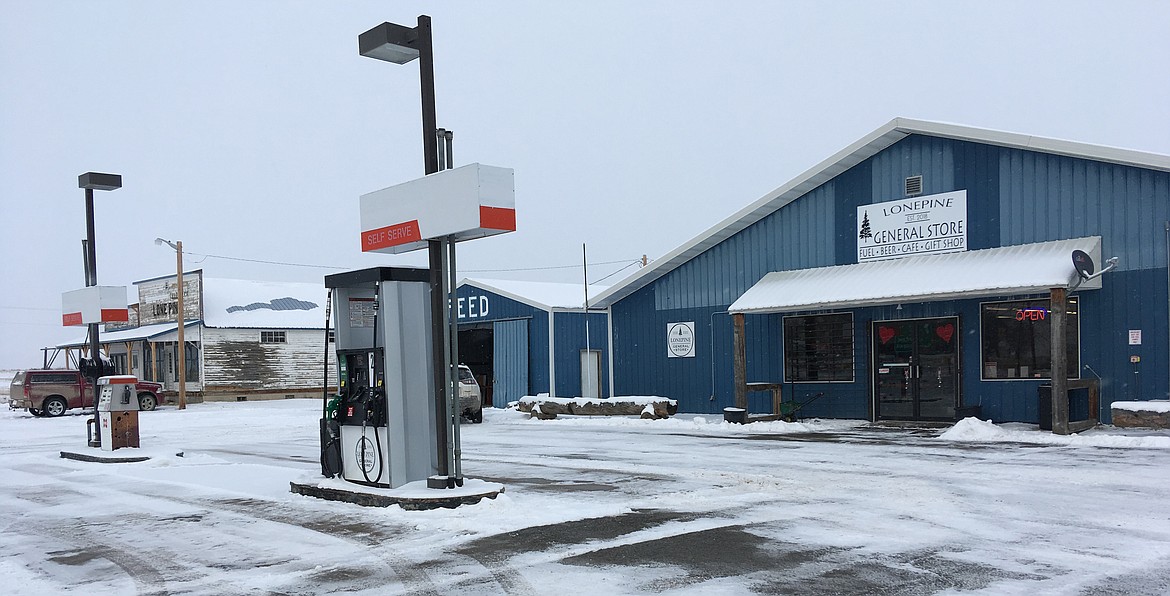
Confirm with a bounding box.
[873,317,959,421]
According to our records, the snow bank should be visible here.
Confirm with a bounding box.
[1112,400,1170,413]
[940,417,1170,449]
[516,395,676,408]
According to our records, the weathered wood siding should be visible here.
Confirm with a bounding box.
[202,328,335,393]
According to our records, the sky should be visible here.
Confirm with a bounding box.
[2,394,1170,593]
[2,1,1169,368]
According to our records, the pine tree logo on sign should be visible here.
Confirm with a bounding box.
[667,322,696,358]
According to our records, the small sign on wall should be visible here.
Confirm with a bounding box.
[1129,330,1142,345]
[667,322,696,358]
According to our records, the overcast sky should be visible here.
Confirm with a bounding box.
[2,1,1168,368]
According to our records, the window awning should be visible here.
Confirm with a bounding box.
[730,237,1103,315]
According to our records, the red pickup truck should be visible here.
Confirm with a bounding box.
[8,369,163,417]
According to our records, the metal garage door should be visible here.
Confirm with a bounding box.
[492,319,529,408]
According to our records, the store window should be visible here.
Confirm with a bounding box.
[980,297,1079,380]
[184,344,200,382]
[260,331,286,344]
[783,313,854,382]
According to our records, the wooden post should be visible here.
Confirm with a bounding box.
[125,342,133,375]
[1050,287,1070,435]
[150,342,158,383]
[733,313,747,410]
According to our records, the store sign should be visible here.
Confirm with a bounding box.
[857,190,967,262]
[1016,307,1048,321]
[457,295,490,320]
[136,272,202,326]
[667,322,695,358]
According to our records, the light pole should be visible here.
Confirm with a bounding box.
[79,172,121,447]
[155,238,187,410]
[359,16,461,488]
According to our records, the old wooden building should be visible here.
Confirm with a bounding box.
[60,270,335,402]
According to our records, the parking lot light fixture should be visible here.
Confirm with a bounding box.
[359,16,458,489]
[79,172,121,447]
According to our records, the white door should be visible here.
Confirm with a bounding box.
[580,350,601,399]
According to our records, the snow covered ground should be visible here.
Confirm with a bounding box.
[3,381,1170,594]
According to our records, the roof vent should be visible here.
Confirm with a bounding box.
[905,175,923,197]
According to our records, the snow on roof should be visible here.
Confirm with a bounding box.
[592,118,1170,308]
[729,237,1102,314]
[202,278,327,329]
[459,278,610,311]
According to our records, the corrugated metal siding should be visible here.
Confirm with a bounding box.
[456,285,550,395]
[551,311,610,397]
[492,319,529,407]
[202,328,333,391]
[1000,149,1170,270]
[613,133,1170,419]
[654,182,838,312]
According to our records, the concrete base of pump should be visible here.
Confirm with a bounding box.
[60,447,183,464]
[290,477,504,510]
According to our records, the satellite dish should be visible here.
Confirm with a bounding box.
[1071,250,1095,280]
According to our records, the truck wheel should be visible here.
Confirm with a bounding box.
[138,393,157,411]
[43,397,68,417]
[473,409,483,424]
[29,408,44,417]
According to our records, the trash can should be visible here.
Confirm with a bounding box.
[1038,384,1052,431]
[97,375,141,450]
[723,407,747,424]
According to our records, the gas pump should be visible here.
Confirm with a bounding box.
[96,375,140,450]
[322,267,439,489]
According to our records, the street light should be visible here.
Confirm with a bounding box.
[359,16,460,489]
[79,172,121,447]
[155,237,187,410]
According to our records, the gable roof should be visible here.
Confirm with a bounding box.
[459,278,610,311]
[591,117,1170,308]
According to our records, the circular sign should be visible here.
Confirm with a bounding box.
[1071,250,1094,279]
[667,322,696,357]
[355,436,377,474]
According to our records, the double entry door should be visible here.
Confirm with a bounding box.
[872,317,959,421]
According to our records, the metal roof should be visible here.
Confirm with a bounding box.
[458,278,610,312]
[591,118,1170,308]
[57,321,199,348]
[729,237,1103,314]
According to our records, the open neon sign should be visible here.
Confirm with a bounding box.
[1015,307,1049,321]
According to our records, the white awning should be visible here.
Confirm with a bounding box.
[57,321,199,348]
[730,237,1103,314]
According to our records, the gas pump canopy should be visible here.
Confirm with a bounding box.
[360,163,515,254]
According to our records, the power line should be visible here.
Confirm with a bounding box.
[462,259,637,273]
[182,251,348,270]
[589,260,641,285]
[182,250,643,275]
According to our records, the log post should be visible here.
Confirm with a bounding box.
[1050,287,1070,435]
[733,313,747,411]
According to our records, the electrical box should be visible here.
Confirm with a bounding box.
[97,375,140,450]
[323,267,439,488]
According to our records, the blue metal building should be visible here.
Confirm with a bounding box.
[593,119,1170,424]
[456,279,609,408]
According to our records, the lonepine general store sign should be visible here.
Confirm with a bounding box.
[857,190,968,262]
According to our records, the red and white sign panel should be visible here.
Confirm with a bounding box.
[62,286,129,326]
[360,163,515,254]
